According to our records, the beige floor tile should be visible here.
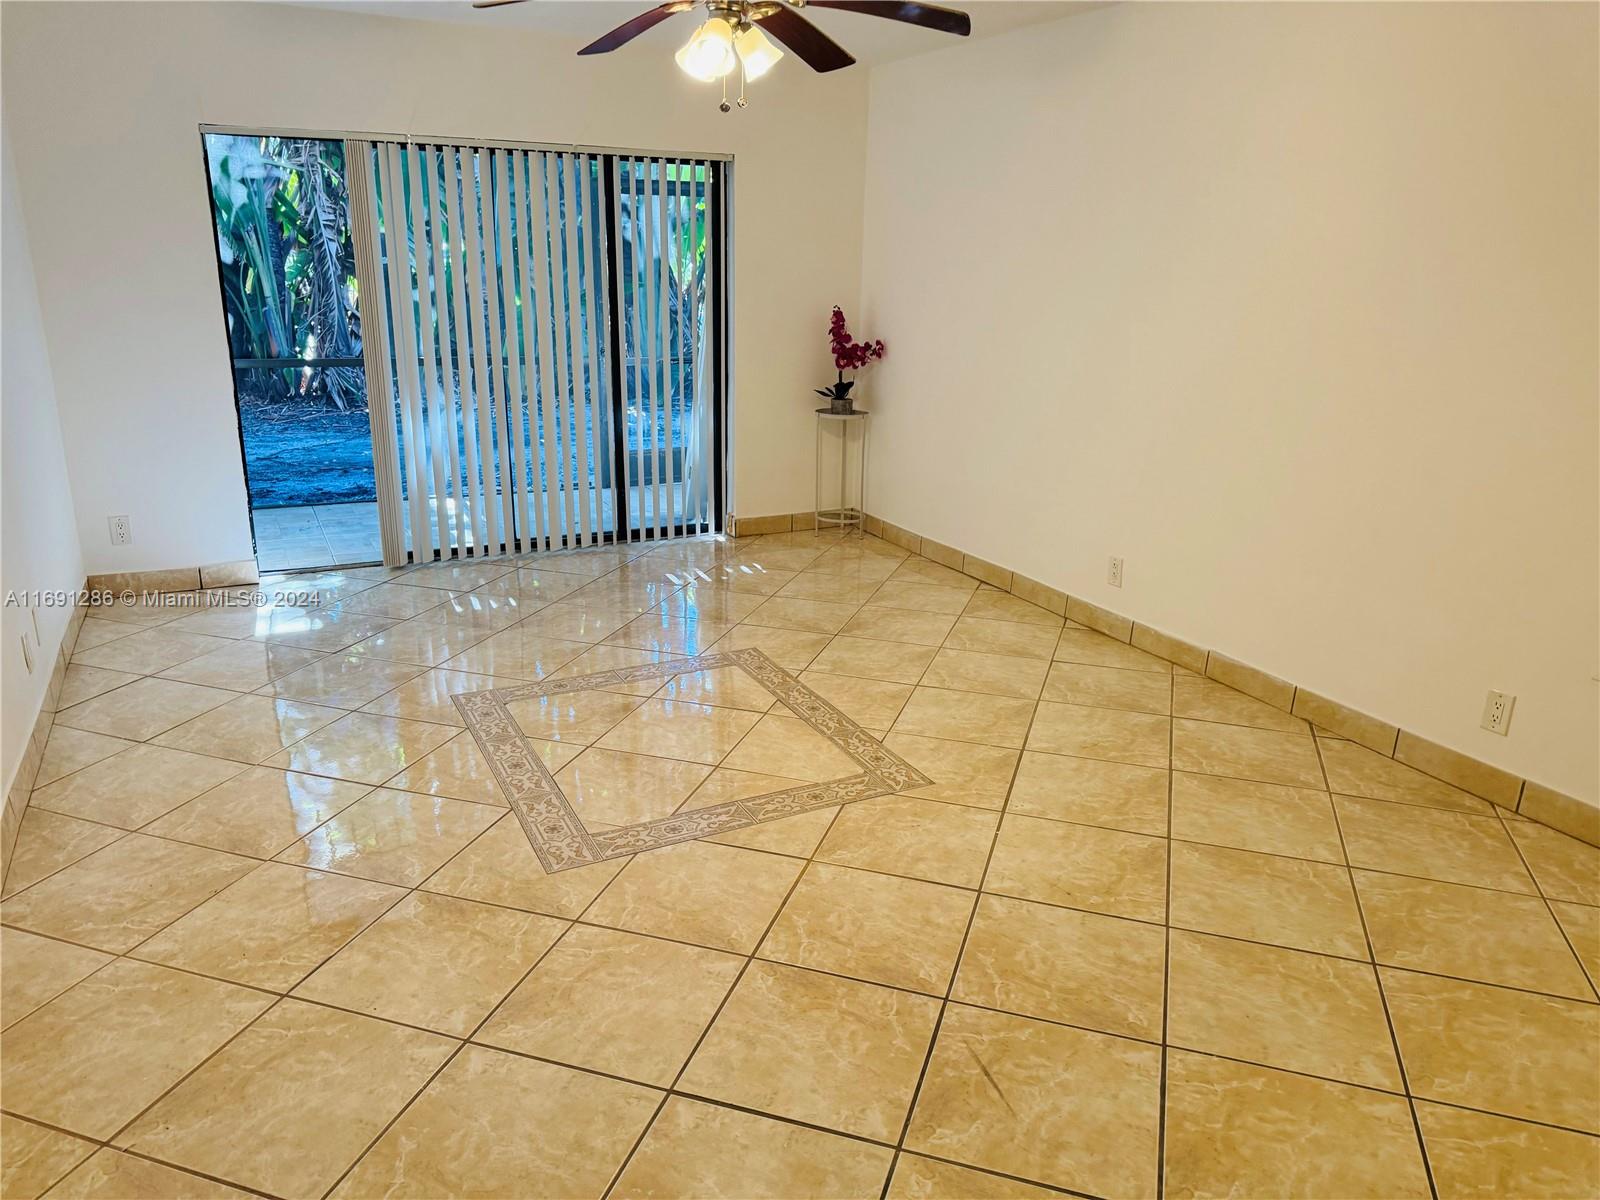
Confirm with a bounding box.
[404,559,519,590]
[866,580,975,615]
[1,927,112,1031]
[1008,751,1168,835]
[595,696,763,765]
[261,651,426,708]
[29,744,245,829]
[518,602,637,643]
[655,586,770,624]
[0,959,271,1139]
[655,663,780,711]
[295,891,566,1035]
[884,733,1020,810]
[422,812,627,916]
[439,628,590,679]
[155,639,325,691]
[680,960,939,1140]
[264,711,460,784]
[1163,1050,1430,1199]
[1382,968,1600,1132]
[1027,701,1170,768]
[893,687,1035,750]
[960,590,1064,627]
[777,573,886,606]
[1167,930,1402,1090]
[1506,820,1600,905]
[69,617,139,653]
[70,628,235,676]
[57,664,143,708]
[331,580,451,619]
[115,999,455,1198]
[1550,900,1600,988]
[704,624,832,668]
[387,731,574,807]
[919,648,1047,701]
[810,635,939,684]
[478,923,742,1084]
[1320,738,1490,813]
[838,606,958,648]
[1334,795,1536,893]
[545,644,676,695]
[985,813,1167,922]
[55,677,238,743]
[2,833,256,953]
[906,1004,1161,1198]
[1171,675,1307,733]
[133,861,403,991]
[1170,840,1366,956]
[1416,1101,1600,1200]
[276,788,499,886]
[1356,870,1594,998]
[889,558,978,589]
[341,614,497,668]
[33,726,138,788]
[152,693,346,764]
[555,747,713,825]
[675,767,835,855]
[40,1148,254,1199]
[1041,662,1171,714]
[1170,771,1344,862]
[716,713,862,782]
[816,794,999,887]
[143,766,372,858]
[0,810,124,899]
[604,613,731,655]
[584,838,803,952]
[798,670,916,727]
[944,617,1059,661]
[745,595,859,634]
[0,1114,96,1200]
[330,1045,659,1200]
[1172,718,1323,788]
[760,862,975,993]
[885,1154,1061,1199]
[953,894,1165,1039]
[614,1095,893,1200]
[1053,628,1171,673]
[505,687,645,743]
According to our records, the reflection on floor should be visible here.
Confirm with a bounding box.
[3,530,1597,1199]
[254,486,695,573]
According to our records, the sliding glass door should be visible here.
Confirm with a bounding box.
[202,128,728,571]
[352,138,727,565]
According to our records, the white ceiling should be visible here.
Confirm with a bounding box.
[296,0,1091,67]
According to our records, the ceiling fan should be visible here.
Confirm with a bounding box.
[472,0,972,109]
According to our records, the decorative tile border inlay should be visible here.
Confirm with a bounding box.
[454,648,933,872]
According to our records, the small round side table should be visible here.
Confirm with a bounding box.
[815,408,869,531]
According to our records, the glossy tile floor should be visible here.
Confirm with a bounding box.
[3,530,1598,1199]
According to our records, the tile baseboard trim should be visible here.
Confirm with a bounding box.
[85,559,261,594]
[1,601,88,892]
[860,512,1598,849]
[731,511,831,537]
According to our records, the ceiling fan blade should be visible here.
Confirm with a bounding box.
[804,1,971,36]
[577,2,696,55]
[755,6,857,72]
[471,0,528,7]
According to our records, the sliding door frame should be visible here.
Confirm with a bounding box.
[199,123,733,563]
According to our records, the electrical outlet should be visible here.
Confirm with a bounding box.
[108,515,132,546]
[1107,556,1124,588]
[1481,690,1515,736]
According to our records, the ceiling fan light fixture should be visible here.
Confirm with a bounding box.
[733,23,783,80]
[675,16,736,81]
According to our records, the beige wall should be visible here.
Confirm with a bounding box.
[2,129,84,794]
[860,3,1599,802]
[1,1,867,574]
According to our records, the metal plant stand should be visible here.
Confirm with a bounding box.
[815,409,868,531]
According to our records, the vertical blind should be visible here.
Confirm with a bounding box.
[347,138,723,565]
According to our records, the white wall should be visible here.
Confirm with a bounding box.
[861,3,1599,802]
[2,128,85,794]
[0,1,867,574]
